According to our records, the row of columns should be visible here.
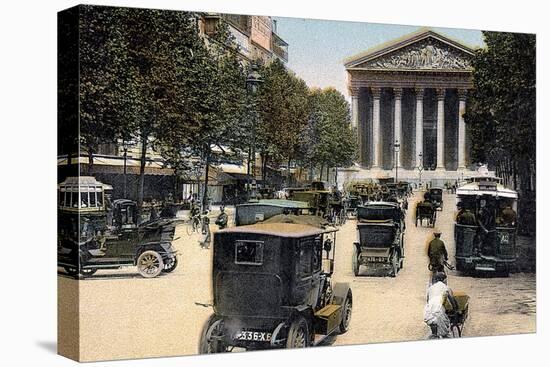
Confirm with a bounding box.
[351,87,468,170]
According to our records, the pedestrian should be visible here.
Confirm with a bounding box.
[199,210,211,249]
[427,229,448,277]
[215,205,228,230]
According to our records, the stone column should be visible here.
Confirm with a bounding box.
[371,87,381,169]
[458,89,467,170]
[393,87,403,168]
[351,88,359,130]
[415,88,424,169]
[436,88,445,170]
[350,88,363,165]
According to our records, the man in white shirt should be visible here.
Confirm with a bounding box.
[424,272,457,338]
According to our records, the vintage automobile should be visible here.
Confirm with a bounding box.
[235,199,311,226]
[428,187,444,210]
[199,221,352,352]
[454,179,518,275]
[58,177,178,278]
[291,190,332,216]
[353,202,405,277]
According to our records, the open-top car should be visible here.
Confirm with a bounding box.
[58,177,178,278]
[353,202,405,277]
[199,219,352,352]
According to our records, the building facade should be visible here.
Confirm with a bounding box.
[341,29,480,185]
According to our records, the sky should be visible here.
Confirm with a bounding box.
[273,17,485,98]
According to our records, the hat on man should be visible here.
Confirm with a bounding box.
[433,228,442,235]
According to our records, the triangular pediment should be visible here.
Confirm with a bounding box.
[345,29,475,72]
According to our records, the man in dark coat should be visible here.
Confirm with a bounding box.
[427,229,448,274]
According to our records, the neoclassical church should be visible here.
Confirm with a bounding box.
[339,28,480,185]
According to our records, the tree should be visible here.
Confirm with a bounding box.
[300,88,357,182]
[79,6,207,207]
[464,31,535,233]
[256,59,310,184]
[159,19,248,209]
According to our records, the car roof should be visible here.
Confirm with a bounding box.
[217,222,328,238]
[362,201,400,208]
[238,199,310,209]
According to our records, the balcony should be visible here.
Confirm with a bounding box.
[271,32,288,62]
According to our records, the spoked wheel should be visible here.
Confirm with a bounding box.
[186,219,199,236]
[80,268,98,277]
[338,290,353,333]
[162,256,178,273]
[286,317,310,349]
[352,247,360,276]
[199,315,228,354]
[137,250,164,278]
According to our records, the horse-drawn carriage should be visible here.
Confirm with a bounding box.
[415,201,437,227]
[352,202,405,277]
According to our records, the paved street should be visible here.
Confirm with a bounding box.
[58,192,536,361]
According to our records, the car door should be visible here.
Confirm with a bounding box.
[293,239,312,305]
[293,237,322,307]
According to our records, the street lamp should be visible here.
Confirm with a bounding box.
[246,65,263,200]
[393,140,400,183]
[122,140,129,198]
[417,152,424,189]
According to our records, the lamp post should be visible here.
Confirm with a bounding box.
[417,152,424,189]
[246,65,263,200]
[122,141,128,198]
[393,140,400,183]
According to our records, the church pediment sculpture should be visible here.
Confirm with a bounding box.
[360,37,472,70]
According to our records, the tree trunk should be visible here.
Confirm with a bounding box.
[202,148,211,210]
[137,131,148,209]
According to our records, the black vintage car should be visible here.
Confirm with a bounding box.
[353,202,405,277]
[57,177,178,278]
[199,221,352,352]
[428,187,444,210]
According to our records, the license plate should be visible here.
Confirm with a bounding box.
[234,330,272,342]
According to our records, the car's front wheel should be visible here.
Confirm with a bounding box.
[137,250,164,278]
[338,290,353,333]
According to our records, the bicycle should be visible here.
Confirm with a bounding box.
[186,213,202,235]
